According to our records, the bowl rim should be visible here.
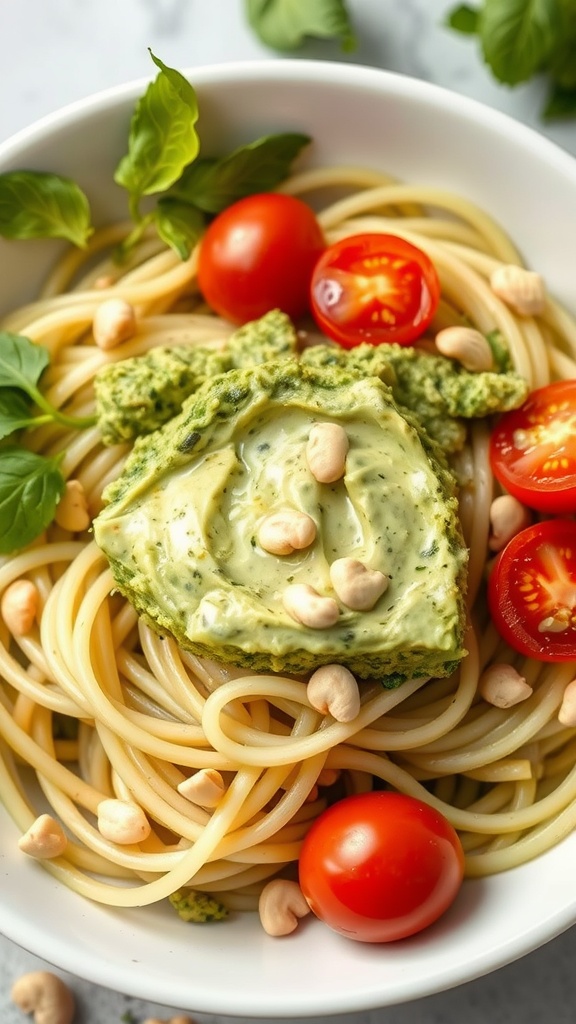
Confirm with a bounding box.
[2,57,576,180]
[2,58,576,1018]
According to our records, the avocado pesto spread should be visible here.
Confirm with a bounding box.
[94,360,468,684]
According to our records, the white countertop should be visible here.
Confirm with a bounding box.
[1,1,576,1023]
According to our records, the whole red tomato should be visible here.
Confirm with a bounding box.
[197,192,325,324]
[298,790,464,943]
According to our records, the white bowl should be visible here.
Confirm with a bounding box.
[2,59,576,1018]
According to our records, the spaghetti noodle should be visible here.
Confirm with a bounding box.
[1,166,576,914]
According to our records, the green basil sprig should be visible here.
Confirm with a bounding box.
[0,51,313,259]
[447,0,576,120]
[114,54,312,259]
[114,51,201,224]
[154,200,205,262]
[0,333,95,430]
[168,133,312,214]
[115,109,311,257]
[245,0,356,51]
[0,447,65,555]
[0,333,98,553]
[0,170,93,246]
[0,390,39,441]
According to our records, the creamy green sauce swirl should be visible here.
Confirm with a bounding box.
[94,360,467,683]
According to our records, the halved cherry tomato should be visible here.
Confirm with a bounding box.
[490,380,576,514]
[197,192,325,324]
[309,233,441,348]
[298,791,464,943]
[488,518,576,661]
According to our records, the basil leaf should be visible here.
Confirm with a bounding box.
[548,51,576,91]
[113,212,157,265]
[0,332,95,429]
[542,82,576,119]
[446,4,480,33]
[0,447,65,554]
[546,0,576,89]
[478,0,561,86]
[0,332,50,393]
[155,199,205,260]
[114,51,200,210]
[169,133,311,214]
[0,390,36,440]
[245,0,356,51]
[0,171,93,247]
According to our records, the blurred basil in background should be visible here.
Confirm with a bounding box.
[244,0,576,120]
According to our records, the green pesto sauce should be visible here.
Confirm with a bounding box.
[302,340,529,452]
[94,360,468,683]
[168,888,228,923]
[94,309,298,445]
[94,345,230,446]
[225,307,299,367]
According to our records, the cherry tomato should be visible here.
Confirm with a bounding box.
[196,192,325,324]
[488,518,576,662]
[309,233,441,348]
[298,791,464,943]
[490,380,576,514]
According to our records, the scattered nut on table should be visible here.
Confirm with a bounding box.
[10,970,75,1024]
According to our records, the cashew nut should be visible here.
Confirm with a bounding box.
[258,878,311,936]
[177,768,225,807]
[490,265,546,317]
[479,663,533,708]
[282,583,339,629]
[306,422,349,483]
[97,798,151,844]
[18,814,68,859]
[307,663,361,722]
[329,557,388,611]
[54,479,91,533]
[258,509,316,555]
[558,678,576,726]
[435,326,494,372]
[11,971,75,1024]
[488,494,531,552]
[1,579,39,636]
[92,297,137,350]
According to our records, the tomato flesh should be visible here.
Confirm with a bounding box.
[197,192,325,325]
[298,791,464,943]
[488,518,576,661]
[490,380,576,514]
[309,233,441,348]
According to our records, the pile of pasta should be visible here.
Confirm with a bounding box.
[1,166,576,912]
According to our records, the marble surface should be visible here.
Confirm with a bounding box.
[1,1,576,1022]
